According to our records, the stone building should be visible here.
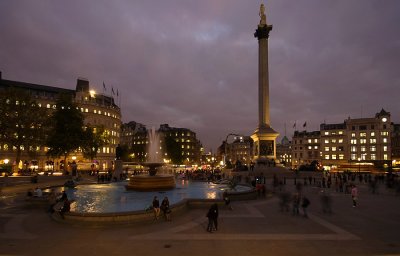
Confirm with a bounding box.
[276,136,292,167]
[0,73,121,171]
[291,131,321,169]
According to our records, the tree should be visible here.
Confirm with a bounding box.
[164,135,184,165]
[81,125,109,160]
[46,93,85,171]
[0,87,48,172]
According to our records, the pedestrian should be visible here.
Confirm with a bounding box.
[206,203,219,232]
[320,190,332,214]
[292,192,300,216]
[351,185,358,207]
[152,196,160,220]
[161,196,171,221]
[223,191,233,210]
[301,196,310,218]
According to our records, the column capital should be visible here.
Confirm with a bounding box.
[254,24,273,40]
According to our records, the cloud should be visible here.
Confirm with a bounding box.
[1,0,399,150]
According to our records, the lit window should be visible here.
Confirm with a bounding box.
[351,133,356,138]
[338,131,343,135]
[308,139,312,143]
[325,155,330,160]
[370,146,376,152]
[325,147,330,152]
[360,132,367,137]
[381,131,388,136]
[370,132,375,137]
[339,154,344,160]
[360,139,366,144]
[331,139,336,143]
[332,155,337,160]
[384,154,388,160]
[85,108,88,112]
[383,146,387,152]
[324,132,329,135]
[371,154,376,160]
[314,146,318,149]
[383,138,387,143]
[361,146,366,152]
[351,146,357,152]
[324,139,329,143]
[94,110,97,113]
[351,139,357,144]
[47,104,51,108]
[308,146,312,150]
[314,139,318,143]
[370,139,376,144]
[339,139,343,143]
[332,147,337,152]
[351,154,357,160]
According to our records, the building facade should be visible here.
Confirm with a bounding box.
[276,136,292,167]
[121,123,203,165]
[291,131,321,169]
[0,73,121,172]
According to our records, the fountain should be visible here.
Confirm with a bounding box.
[125,127,175,191]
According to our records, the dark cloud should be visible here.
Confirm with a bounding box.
[1,0,399,151]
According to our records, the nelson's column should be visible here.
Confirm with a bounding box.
[251,3,279,163]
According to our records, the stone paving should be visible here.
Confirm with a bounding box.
[1,174,400,255]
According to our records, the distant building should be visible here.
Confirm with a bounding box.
[291,131,321,169]
[392,123,400,170]
[120,123,202,165]
[276,136,292,167]
[0,72,121,171]
[224,136,253,166]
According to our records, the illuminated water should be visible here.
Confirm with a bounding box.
[61,180,251,213]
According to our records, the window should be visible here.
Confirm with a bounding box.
[352,126,356,131]
[339,154,344,160]
[325,155,330,160]
[360,132,367,137]
[308,139,312,143]
[370,132,375,137]
[370,146,376,152]
[324,132,329,135]
[351,154,357,160]
[324,139,329,143]
[383,138,387,143]
[360,139,367,144]
[332,155,337,160]
[359,125,367,130]
[384,154,388,160]
[314,139,318,143]
[338,131,343,135]
[371,125,374,129]
[351,139,357,144]
[383,146,387,152]
[314,146,318,149]
[371,154,376,160]
[383,125,387,129]
[370,139,376,144]
[308,146,312,150]
[351,133,356,138]
[338,146,344,151]
[361,146,366,152]
[351,146,357,152]
[332,147,337,152]
[325,147,330,152]
[339,139,343,143]
[381,131,388,136]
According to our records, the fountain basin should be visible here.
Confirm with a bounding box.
[125,175,175,191]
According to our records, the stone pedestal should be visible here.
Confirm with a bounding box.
[113,160,123,180]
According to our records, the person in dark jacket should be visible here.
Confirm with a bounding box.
[206,203,219,232]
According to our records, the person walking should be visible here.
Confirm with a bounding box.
[351,185,358,207]
[301,196,310,218]
[152,196,160,220]
[161,196,171,221]
[206,203,219,232]
[292,192,300,216]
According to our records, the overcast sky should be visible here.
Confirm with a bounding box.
[1,0,399,152]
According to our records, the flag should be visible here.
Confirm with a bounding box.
[111,87,115,95]
[303,122,307,128]
[293,122,296,129]
[103,82,106,91]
